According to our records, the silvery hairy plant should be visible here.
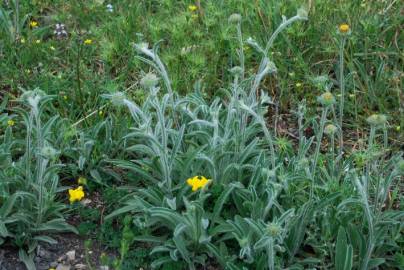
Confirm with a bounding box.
[105,7,312,270]
[105,6,403,270]
[0,89,76,270]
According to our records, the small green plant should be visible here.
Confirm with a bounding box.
[0,89,77,269]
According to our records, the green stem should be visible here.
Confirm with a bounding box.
[236,23,245,80]
[338,37,346,156]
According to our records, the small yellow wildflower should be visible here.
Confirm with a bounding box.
[339,23,350,34]
[396,126,401,132]
[84,39,93,45]
[7,119,15,126]
[188,5,198,12]
[35,39,41,44]
[98,110,104,116]
[295,82,303,88]
[186,176,210,192]
[20,38,26,43]
[78,176,87,185]
[68,186,85,203]
[30,21,39,28]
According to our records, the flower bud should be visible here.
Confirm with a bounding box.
[266,223,281,237]
[324,124,338,136]
[317,92,336,106]
[228,13,242,24]
[366,114,387,127]
[40,146,59,159]
[110,92,126,106]
[140,73,159,89]
[229,66,243,76]
[297,7,308,20]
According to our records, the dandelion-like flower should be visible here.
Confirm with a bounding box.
[68,186,85,203]
[30,21,39,28]
[186,176,210,192]
[188,5,198,12]
[7,119,15,126]
[339,23,350,34]
[84,39,93,45]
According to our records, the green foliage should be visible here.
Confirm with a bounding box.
[103,14,403,269]
[0,1,402,269]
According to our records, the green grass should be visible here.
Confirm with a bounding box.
[0,1,403,269]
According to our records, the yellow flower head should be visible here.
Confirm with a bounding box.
[30,21,38,28]
[339,23,350,34]
[78,176,87,185]
[188,5,198,12]
[84,39,93,45]
[68,186,85,203]
[98,110,104,116]
[20,38,26,44]
[186,175,210,192]
[7,119,15,126]
[35,39,41,44]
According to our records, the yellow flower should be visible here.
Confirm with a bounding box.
[98,110,104,116]
[68,186,85,203]
[339,23,350,34]
[188,4,198,12]
[7,119,15,126]
[30,21,38,28]
[35,39,41,44]
[20,38,26,43]
[84,39,93,45]
[396,126,401,132]
[78,176,87,185]
[186,176,210,192]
